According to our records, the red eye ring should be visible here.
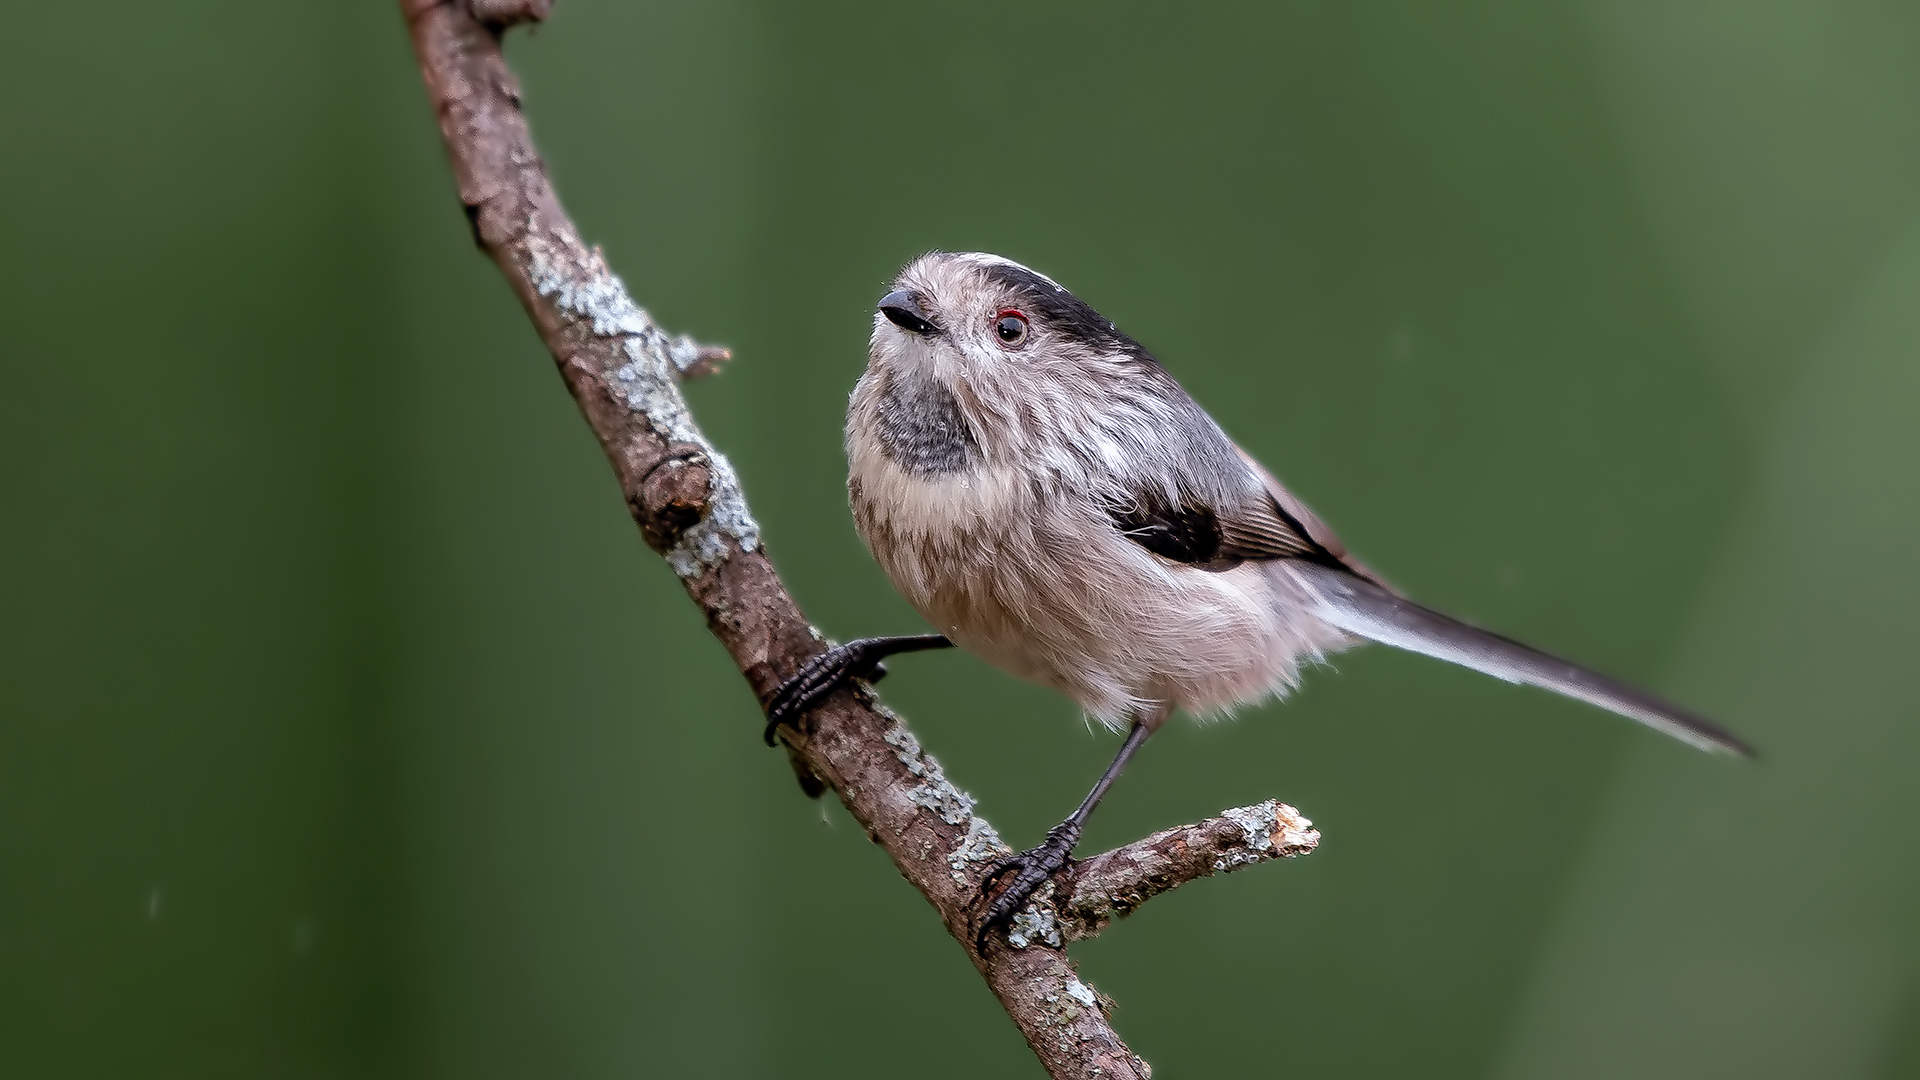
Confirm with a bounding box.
[993,309,1030,348]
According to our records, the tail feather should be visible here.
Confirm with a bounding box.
[1285,561,1752,756]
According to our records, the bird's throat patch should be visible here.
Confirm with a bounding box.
[874,371,978,475]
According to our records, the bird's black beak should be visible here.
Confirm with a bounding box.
[878,289,940,336]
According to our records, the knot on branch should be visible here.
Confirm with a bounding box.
[634,444,712,552]
[469,0,553,30]
[668,336,732,381]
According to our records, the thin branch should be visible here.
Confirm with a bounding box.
[398,4,1318,1076]
[1060,800,1319,943]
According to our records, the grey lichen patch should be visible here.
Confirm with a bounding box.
[1217,800,1318,870]
[1007,884,1062,950]
[908,781,974,826]
[1038,969,1106,1047]
[882,723,924,765]
[525,233,651,337]
[948,816,1009,886]
[1219,801,1279,868]
[886,723,977,825]
[524,229,760,577]
[880,719,1013,883]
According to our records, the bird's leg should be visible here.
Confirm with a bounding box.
[976,713,1161,951]
[762,634,953,746]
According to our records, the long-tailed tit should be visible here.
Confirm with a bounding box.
[765,251,1750,948]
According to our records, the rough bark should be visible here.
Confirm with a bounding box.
[398,4,1320,1075]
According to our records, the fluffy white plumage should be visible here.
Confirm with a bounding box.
[848,252,1349,730]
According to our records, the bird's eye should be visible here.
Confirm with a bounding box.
[994,310,1029,348]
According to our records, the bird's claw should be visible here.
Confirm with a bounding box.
[762,643,886,746]
[975,823,1082,953]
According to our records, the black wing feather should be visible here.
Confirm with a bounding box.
[1107,493,1224,565]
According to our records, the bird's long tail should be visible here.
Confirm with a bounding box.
[1283,561,1752,756]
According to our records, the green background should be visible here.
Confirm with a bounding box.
[5,2,1920,1076]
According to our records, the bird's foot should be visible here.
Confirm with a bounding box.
[762,634,950,746]
[976,821,1082,952]
[761,642,890,746]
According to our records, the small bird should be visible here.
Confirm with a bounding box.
[765,251,1750,949]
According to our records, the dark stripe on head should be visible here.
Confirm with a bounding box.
[979,261,1157,363]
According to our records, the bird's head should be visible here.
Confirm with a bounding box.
[869,252,1157,396]
[861,251,1230,495]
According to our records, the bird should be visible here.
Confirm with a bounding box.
[763,251,1750,950]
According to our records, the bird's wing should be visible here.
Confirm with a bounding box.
[1100,443,1383,579]
[1225,444,1392,587]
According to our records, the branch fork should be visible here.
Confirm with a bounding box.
[401,4,1320,1075]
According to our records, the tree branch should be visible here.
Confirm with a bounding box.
[398,4,1319,1075]
[1060,800,1319,943]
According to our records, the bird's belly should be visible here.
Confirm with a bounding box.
[850,458,1345,726]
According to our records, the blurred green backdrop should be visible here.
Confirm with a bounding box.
[5,2,1919,1077]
